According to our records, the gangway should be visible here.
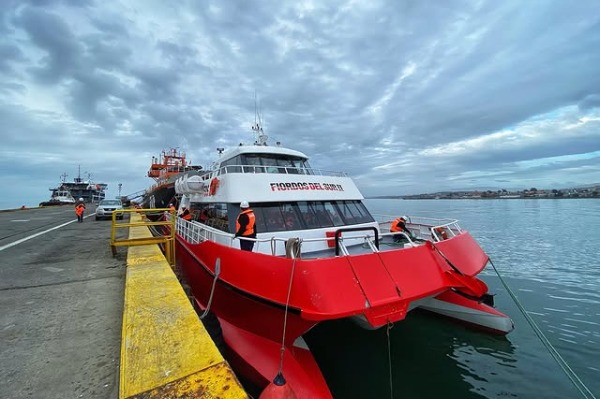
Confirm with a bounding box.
[120,189,146,206]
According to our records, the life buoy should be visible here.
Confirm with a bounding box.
[208,177,219,196]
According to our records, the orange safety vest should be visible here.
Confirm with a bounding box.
[236,209,256,237]
[75,204,85,216]
[390,218,406,233]
[181,208,192,221]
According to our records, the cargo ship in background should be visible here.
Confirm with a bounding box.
[141,148,202,218]
[39,169,107,206]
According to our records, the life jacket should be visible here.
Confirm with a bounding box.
[236,209,256,237]
[390,218,406,233]
[180,208,192,221]
[75,204,85,216]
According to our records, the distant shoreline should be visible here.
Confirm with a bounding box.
[368,196,599,200]
[368,185,600,200]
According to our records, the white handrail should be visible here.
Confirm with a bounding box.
[173,216,454,257]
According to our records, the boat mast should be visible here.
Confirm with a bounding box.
[252,92,268,146]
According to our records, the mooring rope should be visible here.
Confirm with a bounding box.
[277,238,302,375]
[386,321,394,399]
[199,258,221,320]
[489,259,597,399]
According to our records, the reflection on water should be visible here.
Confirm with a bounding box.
[303,199,599,398]
[305,312,520,399]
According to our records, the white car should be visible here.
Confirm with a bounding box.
[95,199,124,220]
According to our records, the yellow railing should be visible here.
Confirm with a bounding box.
[110,208,177,266]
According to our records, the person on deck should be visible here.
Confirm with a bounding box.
[235,201,256,252]
[179,207,192,221]
[198,208,209,223]
[390,216,415,243]
[75,198,86,223]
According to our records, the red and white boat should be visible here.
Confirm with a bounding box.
[171,126,513,398]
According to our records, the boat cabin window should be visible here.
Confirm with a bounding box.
[219,153,311,175]
[236,200,373,233]
[189,203,229,231]
[334,200,373,224]
[220,156,242,174]
[243,155,265,173]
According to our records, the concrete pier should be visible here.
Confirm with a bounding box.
[0,206,246,399]
[1,205,124,398]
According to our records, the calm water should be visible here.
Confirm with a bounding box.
[305,199,600,399]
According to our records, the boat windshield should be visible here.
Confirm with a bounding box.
[252,200,373,232]
[188,200,373,233]
[219,153,311,175]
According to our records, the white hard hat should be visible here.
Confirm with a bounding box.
[79,198,84,201]
[401,215,408,221]
[240,201,249,208]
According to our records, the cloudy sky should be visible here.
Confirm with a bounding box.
[1,0,600,209]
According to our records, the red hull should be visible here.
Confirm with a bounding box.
[174,231,503,398]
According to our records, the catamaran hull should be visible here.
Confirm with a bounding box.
[418,290,514,334]
[177,240,333,397]
[217,318,333,399]
[174,228,513,398]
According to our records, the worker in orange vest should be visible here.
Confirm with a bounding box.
[433,226,449,241]
[75,198,86,223]
[235,201,256,251]
[390,215,414,243]
[179,207,192,221]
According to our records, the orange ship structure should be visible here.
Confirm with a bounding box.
[142,148,201,216]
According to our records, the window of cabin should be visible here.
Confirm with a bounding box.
[323,201,344,226]
[335,200,374,224]
[237,154,311,174]
[261,156,281,173]
[251,203,297,232]
[220,156,242,174]
[297,201,334,228]
[193,202,229,231]
[242,155,264,173]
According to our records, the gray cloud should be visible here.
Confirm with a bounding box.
[1,0,599,209]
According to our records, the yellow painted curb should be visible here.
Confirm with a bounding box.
[120,214,248,399]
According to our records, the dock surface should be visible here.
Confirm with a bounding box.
[1,205,124,398]
[0,206,246,399]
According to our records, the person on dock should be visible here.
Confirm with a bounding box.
[75,198,86,223]
[235,201,256,252]
[390,216,414,243]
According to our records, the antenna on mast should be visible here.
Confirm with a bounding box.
[252,92,268,146]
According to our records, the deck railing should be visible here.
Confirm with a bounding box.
[372,214,462,243]
[172,214,461,258]
[196,164,347,180]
